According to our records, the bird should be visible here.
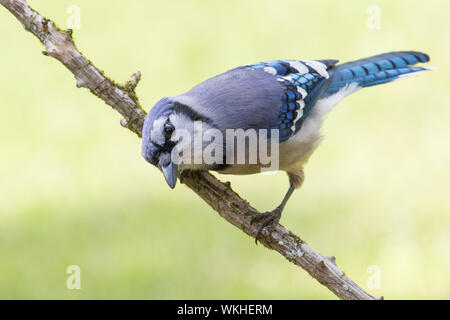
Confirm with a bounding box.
[141,51,432,243]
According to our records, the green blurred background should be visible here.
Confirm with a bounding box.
[0,0,449,299]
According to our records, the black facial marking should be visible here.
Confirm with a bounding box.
[163,121,175,137]
[151,119,176,159]
[172,101,212,124]
[212,163,230,171]
[149,100,215,166]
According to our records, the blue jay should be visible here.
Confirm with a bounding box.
[141,51,431,242]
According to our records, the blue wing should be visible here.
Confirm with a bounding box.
[239,59,338,142]
[172,52,429,145]
[172,59,338,143]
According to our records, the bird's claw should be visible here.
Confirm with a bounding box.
[250,207,282,244]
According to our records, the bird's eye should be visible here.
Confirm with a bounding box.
[163,123,174,137]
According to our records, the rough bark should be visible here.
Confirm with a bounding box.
[1,0,378,300]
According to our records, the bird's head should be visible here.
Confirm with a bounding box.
[142,97,211,188]
[141,97,180,188]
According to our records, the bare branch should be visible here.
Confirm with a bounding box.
[1,0,378,300]
[125,71,142,92]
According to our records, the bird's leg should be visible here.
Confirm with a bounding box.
[251,183,295,244]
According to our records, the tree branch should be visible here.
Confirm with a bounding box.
[1,0,378,300]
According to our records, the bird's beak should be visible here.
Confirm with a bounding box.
[160,160,178,189]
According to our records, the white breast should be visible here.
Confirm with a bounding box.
[280,83,360,172]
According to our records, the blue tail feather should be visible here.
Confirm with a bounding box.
[325,51,431,96]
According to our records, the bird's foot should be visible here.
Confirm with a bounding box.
[250,207,282,245]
